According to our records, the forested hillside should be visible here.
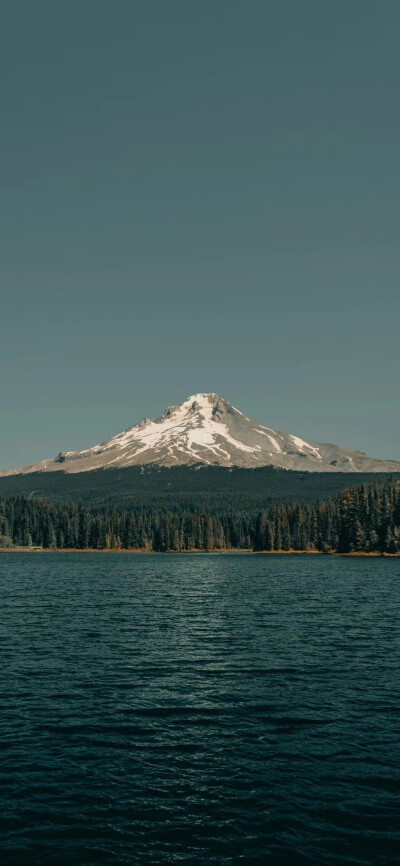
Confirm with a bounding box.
[1,478,399,554]
[0,465,398,512]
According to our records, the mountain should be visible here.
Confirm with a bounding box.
[1,393,399,476]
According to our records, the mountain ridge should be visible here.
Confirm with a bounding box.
[1,393,399,476]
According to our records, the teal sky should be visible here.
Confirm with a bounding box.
[1,0,399,470]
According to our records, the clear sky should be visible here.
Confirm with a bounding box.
[1,0,399,470]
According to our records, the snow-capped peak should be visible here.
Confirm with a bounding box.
[2,393,400,476]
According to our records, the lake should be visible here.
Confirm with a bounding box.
[0,553,399,864]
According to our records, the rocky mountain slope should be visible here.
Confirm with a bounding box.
[1,393,399,476]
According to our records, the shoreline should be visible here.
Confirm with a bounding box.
[0,547,399,557]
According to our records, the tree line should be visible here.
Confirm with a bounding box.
[0,478,399,553]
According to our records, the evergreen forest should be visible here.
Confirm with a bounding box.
[1,478,400,554]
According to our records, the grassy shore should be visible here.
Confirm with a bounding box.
[1,547,399,556]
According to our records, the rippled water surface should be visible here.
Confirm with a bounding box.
[1,553,400,864]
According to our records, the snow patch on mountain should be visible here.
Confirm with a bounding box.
[290,435,322,460]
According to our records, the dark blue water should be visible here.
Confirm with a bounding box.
[0,553,399,865]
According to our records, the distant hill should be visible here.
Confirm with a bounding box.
[0,464,399,514]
